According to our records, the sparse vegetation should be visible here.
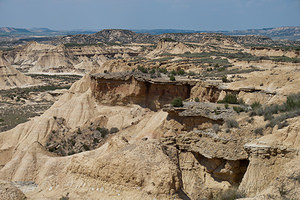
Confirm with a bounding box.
[160,38,176,42]
[218,94,239,104]
[82,144,90,151]
[251,101,262,110]
[137,65,148,73]
[250,93,300,128]
[177,68,185,75]
[159,67,168,74]
[169,74,176,81]
[254,128,263,135]
[171,97,183,107]
[59,194,70,200]
[110,127,119,134]
[212,124,220,133]
[222,75,229,83]
[226,119,239,129]
[225,103,229,109]
[233,106,246,114]
[215,186,246,200]
[96,127,109,137]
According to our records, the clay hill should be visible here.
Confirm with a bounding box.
[0,52,39,90]
[0,32,300,199]
[4,41,144,74]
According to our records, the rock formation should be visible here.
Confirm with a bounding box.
[0,51,39,90]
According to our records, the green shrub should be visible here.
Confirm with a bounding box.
[59,195,69,200]
[150,68,156,74]
[170,75,176,81]
[156,72,162,77]
[160,38,176,42]
[137,65,148,73]
[82,144,90,151]
[218,94,238,104]
[215,187,246,200]
[188,71,196,76]
[285,93,300,111]
[264,113,273,121]
[96,127,109,137]
[110,127,119,134]
[222,75,228,83]
[226,119,239,128]
[212,124,220,133]
[195,97,200,102]
[0,119,3,122]
[170,70,177,76]
[77,128,82,134]
[171,97,183,107]
[254,128,263,135]
[177,68,185,75]
[251,101,262,110]
[233,106,245,114]
[225,103,229,109]
[159,68,168,74]
[214,109,221,115]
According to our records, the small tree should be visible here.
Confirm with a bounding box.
[218,94,238,104]
[195,97,200,102]
[177,68,185,75]
[170,75,176,81]
[171,97,183,107]
[222,75,228,83]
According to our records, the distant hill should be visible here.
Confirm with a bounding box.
[1,26,299,41]
[52,29,283,47]
[0,27,97,36]
[0,27,30,33]
[133,27,300,41]
[133,29,199,35]
[219,26,300,41]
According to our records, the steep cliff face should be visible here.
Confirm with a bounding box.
[239,116,300,199]
[91,72,194,110]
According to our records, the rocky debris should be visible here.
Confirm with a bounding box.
[163,102,235,121]
[0,180,27,200]
[45,116,119,156]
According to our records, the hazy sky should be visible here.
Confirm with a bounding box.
[0,0,299,31]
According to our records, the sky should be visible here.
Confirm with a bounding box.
[0,0,299,31]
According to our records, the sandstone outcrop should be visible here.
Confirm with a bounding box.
[91,71,196,110]
[248,47,300,58]
[0,52,40,90]
[239,116,300,199]
[0,180,26,200]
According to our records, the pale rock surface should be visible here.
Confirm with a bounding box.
[0,180,26,200]
[0,52,40,90]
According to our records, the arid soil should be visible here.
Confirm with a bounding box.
[0,31,300,200]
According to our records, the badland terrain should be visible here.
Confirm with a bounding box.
[0,29,300,199]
